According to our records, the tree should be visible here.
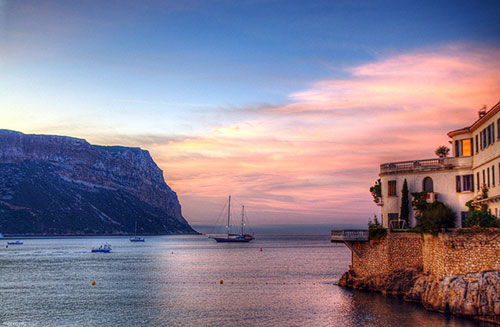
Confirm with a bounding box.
[370,179,382,204]
[400,179,410,227]
[435,145,450,158]
[416,202,456,233]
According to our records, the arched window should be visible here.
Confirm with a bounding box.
[423,177,433,192]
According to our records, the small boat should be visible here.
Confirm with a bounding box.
[130,221,145,242]
[213,195,255,243]
[7,241,23,245]
[91,243,111,253]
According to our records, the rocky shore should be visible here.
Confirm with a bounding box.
[339,269,500,324]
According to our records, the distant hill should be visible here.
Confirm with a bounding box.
[0,130,197,235]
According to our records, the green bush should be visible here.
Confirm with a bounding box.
[415,201,456,233]
[369,227,387,240]
[464,210,500,228]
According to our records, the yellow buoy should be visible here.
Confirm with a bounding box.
[220,280,223,284]
[91,281,96,286]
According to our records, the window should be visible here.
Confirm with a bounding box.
[477,172,480,191]
[483,170,486,187]
[476,135,479,153]
[488,167,491,187]
[461,212,469,228]
[423,177,433,192]
[480,123,495,150]
[498,119,500,140]
[388,180,397,196]
[456,175,474,192]
[455,139,472,157]
[493,165,496,187]
[388,213,399,222]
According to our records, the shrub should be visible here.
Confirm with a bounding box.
[464,210,500,228]
[435,145,450,158]
[369,179,382,204]
[415,201,456,233]
[369,227,387,240]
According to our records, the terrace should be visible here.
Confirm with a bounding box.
[380,156,472,175]
[331,229,369,258]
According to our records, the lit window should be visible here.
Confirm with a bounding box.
[455,138,472,157]
[462,139,471,156]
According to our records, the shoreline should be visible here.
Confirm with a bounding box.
[338,268,500,325]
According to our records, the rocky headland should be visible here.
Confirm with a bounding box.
[339,257,500,324]
[0,129,197,235]
[335,231,500,324]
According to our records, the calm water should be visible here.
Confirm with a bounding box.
[0,235,491,327]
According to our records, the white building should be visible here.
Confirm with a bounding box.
[379,100,500,228]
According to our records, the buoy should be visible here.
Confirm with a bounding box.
[260,248,262,252]
[91,281,96,286]
[171,251,174,254]
[220,280,223,284]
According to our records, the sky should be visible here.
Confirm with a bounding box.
[1,0,500,230]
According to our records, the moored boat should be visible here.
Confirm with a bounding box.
[130,222,145,242]
[7,240,23,245]
[91,243,111,253]
[212,196,255,243]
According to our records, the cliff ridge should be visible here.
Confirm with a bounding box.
[0,129,197,235]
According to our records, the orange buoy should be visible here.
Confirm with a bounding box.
[260,248,262,252]
[91,281,96,286]
[220,280,223,284]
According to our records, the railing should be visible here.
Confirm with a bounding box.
[331,229,369,242]
[380,158,454,174]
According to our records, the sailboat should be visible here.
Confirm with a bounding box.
[130,221,145,242]
[213,195,255,243]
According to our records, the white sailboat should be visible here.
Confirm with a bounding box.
[212,195,254,242]
[130,221,145,242]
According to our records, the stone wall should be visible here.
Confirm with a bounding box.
[352,233,423,278]
[350,231,500,280]
[422,232,500,279]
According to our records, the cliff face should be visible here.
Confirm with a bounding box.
[407,271,500,324]
[0,129,197,235]
[339,269,500,325]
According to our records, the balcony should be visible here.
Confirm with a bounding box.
[331,229,369,243]
[380,156,472,175]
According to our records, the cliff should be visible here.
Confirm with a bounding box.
[340,269,500,324]
[337,232,500,324]
[0,129,197,235]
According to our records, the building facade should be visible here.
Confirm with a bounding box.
[379,100,500,228]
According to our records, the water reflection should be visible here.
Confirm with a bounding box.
[0,236,490,326]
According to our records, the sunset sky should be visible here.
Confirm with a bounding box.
[2,0,500,230]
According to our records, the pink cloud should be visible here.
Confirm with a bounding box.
[84,44,500,227]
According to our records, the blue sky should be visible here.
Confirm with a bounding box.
[1,0,500,228]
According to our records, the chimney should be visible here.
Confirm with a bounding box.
[478,105,487,119]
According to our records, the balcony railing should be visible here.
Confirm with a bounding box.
[331,229,369,243]
[380,157,472,174]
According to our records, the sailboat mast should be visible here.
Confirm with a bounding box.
[241,205,244,235]
[227,195,231,236]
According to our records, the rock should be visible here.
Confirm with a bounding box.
[339,268,500,324]
[0,129,197,235]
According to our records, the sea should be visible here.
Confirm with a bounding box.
[0,235,492,327]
